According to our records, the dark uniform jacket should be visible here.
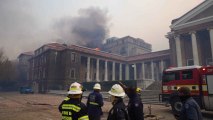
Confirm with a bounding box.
[127,94,144,120]
[179,97,203,120]
[107,98,129,120]
[87,91,104,117]
[58,97,89,120]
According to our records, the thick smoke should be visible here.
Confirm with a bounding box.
[54,7,109,48]
[0,0,51,60]
[0,1,110,59]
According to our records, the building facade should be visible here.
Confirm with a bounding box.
[104,36,152,56]
[166,0,213,67]
[27,43,169,93]
[17,52,34,86]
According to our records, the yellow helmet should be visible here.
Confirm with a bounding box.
[67,82,83,94]
[136,88,142,93]
[108,84,125,97]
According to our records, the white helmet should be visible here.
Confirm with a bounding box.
[108,84,125,97]
[68,82,83,94]
[93,83,101,90]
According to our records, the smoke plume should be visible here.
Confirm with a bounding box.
[54,7,110,48]
[0,0,52,60]
[0,0,110,59]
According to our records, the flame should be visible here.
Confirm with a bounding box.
[94,48,100,51]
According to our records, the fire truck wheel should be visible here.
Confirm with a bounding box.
[171,97,182,115]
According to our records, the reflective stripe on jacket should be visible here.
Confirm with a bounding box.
[58,98,89,120]
[87,91,104,116]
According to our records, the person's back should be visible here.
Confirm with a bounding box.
[119,82,144,120]
[128,94,144,120]
[87,91,103,120]
[107,97,128,120]
[59,97,88,120]
[87,83,103,120]
[177,87,203,120]
[179,97,202,120]
[58,82,89,120]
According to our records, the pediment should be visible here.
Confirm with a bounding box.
[170,1,213,30]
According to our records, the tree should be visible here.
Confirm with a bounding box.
[0,49,17,91]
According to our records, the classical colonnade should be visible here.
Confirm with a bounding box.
[85,56,167,82]
[175,28,213,66]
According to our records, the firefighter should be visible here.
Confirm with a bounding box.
[87,83,104,120]
[119,82,144,120]
[107,84,129,120]
[58,82,89,120]
[176,87,203,120]
[136,87,142,97]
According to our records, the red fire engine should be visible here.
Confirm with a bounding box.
[160,65,213,114]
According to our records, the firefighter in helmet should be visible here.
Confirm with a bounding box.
[87,83,104,120]
[107,84,129,120]
[119,82,144,120]
[58,82,89,120]
[176,87,203,120]
[136,87,142,97]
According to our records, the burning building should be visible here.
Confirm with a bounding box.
[25,37,170,93]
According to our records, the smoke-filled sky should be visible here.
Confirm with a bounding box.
[0,0,203,60]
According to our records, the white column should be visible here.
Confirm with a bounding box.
[191,31,199,65]
[151,61,154,80]
[119,63,122,80]
[209,28,213,62]
[175,35,182,67]
[160,60,164,72]
[142,62,145,80]
[112,62,115,81]
[133,64,137,80]
[125,64,129,80]
[104,60,108,81]
[96,58,99,82]
[86,57,90,82]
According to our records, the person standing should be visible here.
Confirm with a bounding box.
[136,87,142,97]
[119,82,144,120]
[87,83,104,120]
[58,82,89,120]
[176,87,203,120]
[107,84,129,120]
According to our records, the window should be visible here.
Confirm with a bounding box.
[71,53,76,62]
[44,55,46,63]
[94,73,96,80]
[120,47,126,55]
[55,52,57,63]
[70,69,75,78]
[206,58,213,65]
[182,70,193,80]
[187,59,194,66]
[32,60,34,68]
[163,71,180,82]
[43,68,46,78]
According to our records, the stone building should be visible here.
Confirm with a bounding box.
[104,36,152,56]
[28,42,169,93]
[166,0,213,67]
[17,52,34,86]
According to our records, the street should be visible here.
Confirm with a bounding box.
[0,92,212,120]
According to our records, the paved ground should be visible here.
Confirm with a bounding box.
[0,92,212,120]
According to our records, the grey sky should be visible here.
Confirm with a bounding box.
[0,0,203,59]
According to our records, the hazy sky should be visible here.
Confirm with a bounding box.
[0,0,204,60]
